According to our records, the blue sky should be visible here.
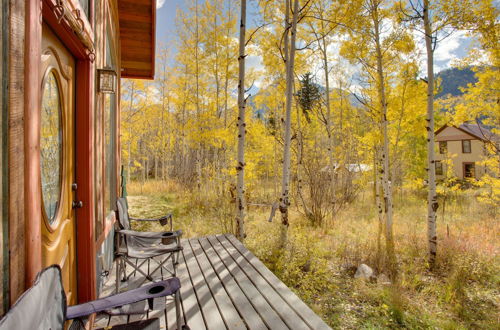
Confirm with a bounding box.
[154,0,475,75]
[155,0,261,47]
[155,0,183,45]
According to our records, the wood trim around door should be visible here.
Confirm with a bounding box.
[75,59,96,302]
[24,0,43,288]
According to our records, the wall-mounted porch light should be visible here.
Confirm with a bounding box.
[98,68,117,94]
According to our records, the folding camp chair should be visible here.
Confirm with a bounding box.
[116,198,183,291]
[0,265,183,330]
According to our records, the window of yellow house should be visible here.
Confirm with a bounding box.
[462,140,471,153]
[435,161,443,176]
[464,163,475,178]
[439,141,447,154]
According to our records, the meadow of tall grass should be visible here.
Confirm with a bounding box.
[127,179,499,329]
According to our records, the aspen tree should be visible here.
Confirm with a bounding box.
[422,0,438,268]
[375,148,385,270]
[306,0,341,219]
[195,0,202,190]
[399,0,486,268]
[279,0,299,246]
[340,0,417,275]
[371,0,396,274]
[236,0,247,240]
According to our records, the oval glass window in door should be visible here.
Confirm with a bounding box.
[41,71,63,223]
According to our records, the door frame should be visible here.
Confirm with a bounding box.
[25,0,97,303]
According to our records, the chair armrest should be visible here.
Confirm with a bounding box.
[117,229,182,240]
[129,214,173,227]
[117,229,183,247]
[66,278,180,319]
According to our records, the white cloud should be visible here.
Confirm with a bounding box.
[434,31,467,62]
[411,29,470,74]
[246,55,264,73]
[157,0,166,9]
[246,44,265,90]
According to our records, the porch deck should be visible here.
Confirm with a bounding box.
[94,234,331,330]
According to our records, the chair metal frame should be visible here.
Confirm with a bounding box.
[115,198,183,291]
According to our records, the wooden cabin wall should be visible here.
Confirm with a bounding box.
[7,0,26,306]
[94,0,121,294]
[0,0,5,315]
[94,0,104,242]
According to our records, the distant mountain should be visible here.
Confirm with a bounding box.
[435,67,478,99]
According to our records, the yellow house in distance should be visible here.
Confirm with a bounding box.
[435,123,498,180]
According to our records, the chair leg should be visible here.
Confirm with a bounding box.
[172,253,177,276]
[175,250,180,265]
[121,259,127,282]
[115,257,120,293]
[175,291,182,330]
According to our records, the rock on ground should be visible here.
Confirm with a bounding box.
[377,273,391,285]
[354,264,373,280]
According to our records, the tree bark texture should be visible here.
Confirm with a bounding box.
[372,2,396,275]
[424,0,438,268]
[279,0,299,246]
[236,0,247,240]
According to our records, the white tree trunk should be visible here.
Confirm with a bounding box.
[375,152,385,270]
[195,0,202,191]
[321,37,336,219]
[373,5,396,274]
[154,155,158,179]
[424,0,438,268]
[236,0,247,240]
[127,84,135,183]
[279,0,299,246]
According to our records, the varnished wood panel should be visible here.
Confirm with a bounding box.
[118,0,155,79]
[8,0,26,306]
[0,0,4,315]
[74,58,97,303]
[25,0,43,287]
[41,23,78,305]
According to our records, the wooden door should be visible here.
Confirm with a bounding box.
[40,23,77,305]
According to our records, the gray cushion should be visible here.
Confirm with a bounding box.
[117,197,131,230]
[0,265,66,330]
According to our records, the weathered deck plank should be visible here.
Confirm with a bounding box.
[182,238,226,329]
[190,239,246,330]
[216,235,309,330]
[200,237,267,330]
[226,235,332,330]
[96,235,331,330]
[207,235,288,330]
[178,247,206,329]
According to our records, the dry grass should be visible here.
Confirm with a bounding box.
[127,180,500,329]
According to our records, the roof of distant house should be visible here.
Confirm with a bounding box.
[436,123,499,143]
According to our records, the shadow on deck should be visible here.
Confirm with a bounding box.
[95,234,331,330]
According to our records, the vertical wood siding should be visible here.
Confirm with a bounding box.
[24,0,43,287]
[8,0,26,306]
[0,0,5,315]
